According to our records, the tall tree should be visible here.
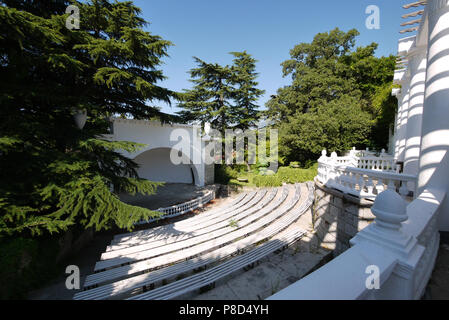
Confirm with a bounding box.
[178,52,264,133]
[229,51,265,130]
[0,0,175,236]
[177,57,234,135]
[266,28,396,164]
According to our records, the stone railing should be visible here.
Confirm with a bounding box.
[344,147,399,172]
[268,188,446,300]
[136,189,216,225]
[317,150,416,200]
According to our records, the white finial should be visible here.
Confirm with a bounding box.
[321,150,327,156]
[371,190,408,231]
[204,122,211,136]
[331,152,337,158]
[73,109,87,130]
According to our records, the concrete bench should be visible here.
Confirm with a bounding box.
[83,185,297,288]
[74,183,313,300]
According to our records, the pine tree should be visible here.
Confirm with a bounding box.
[266,28,396,164]
[229,51,265,130]
[178,53,264,131]
[0,0,175,236]
[177,57,234,135]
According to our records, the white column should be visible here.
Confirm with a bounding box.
[396,76,411,163]
[388,126,394,155]
[418,0,449,231]
[391,89,401,158]
[403,48,427,180]
[393,109,400,159]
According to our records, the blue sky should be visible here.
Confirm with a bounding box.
[132,0,408,115]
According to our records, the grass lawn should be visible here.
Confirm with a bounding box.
[227,163,318,188]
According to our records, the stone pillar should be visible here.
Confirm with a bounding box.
[403,48,427,185]
[350,190,424,299]
[418,0,449,231]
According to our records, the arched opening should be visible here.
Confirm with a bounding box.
[134,147,198,185]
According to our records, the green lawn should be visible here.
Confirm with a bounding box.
[227,163,318,188]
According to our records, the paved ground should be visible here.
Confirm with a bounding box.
[192,245,330,300]
[425,243,449,300]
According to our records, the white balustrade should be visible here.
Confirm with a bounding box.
[135,189,216,225]
[317,149,416,200]
[269,188,446,300]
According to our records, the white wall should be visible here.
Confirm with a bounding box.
[134,148,194,184]
[107,119,208,186]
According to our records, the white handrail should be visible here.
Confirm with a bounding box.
[268,188,446,300]
[317,150,416,200]
[135,189,216,225]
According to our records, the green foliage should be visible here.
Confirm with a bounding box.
[279,96,373,165]
[233,163,318,188]
[214,164,237,185]
[253,175,283,188]
[276,164,318,183]
[289,161,300,168]
[229,51,265,130]
[369,83,398,149]
[0,0,173,236]
[177,57,234,134]
[266,28,396,164]
[177,52,264,133]
[228,219,239,228]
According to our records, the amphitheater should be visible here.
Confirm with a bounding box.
[73,183,331,300]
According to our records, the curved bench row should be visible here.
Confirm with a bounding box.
[94,188,287,271]
[107,189,270,252]
[83,184,297,287]
[101,189,278,260]
[128,183,314,300]
[74,183,314,300]
[111,190,256,245]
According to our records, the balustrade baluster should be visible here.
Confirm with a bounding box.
[387,179,396,191]
[399,181,409,196]
[376,179,385,193]
[358,175,366,193]
[366,177,375,196]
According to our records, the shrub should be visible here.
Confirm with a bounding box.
[276,165,317,183]
[289,161,300,168]
[256,160,269,169]
[215,164,238,184]
[252,163,318,187]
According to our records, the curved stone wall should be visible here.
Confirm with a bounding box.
[312,179,375,256]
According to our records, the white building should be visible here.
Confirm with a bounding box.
[105,118,215,187]
[269,0,449,299]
